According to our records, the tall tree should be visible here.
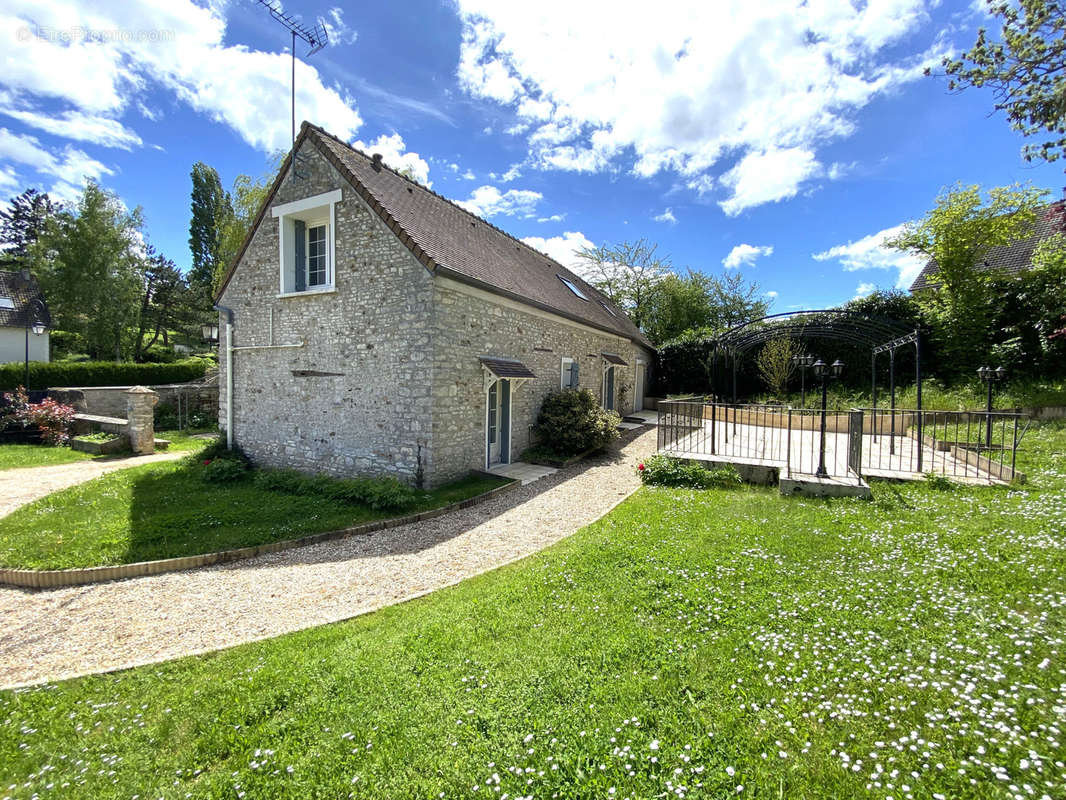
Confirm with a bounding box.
[707,271,770,331]
[886,182,1048,376]
[188,162,231,292]
[0,189,60,268]
[214,169,276,292]
[937,0,1066,164]
[643,270,716,345]
[32,180,145,361]
[575,238,670,330]
[133,247,186,362]
[642,270,769,345]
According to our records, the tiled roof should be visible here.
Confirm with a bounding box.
[479,357,537,379]
[0,269,51,329]
[910,203,1065,291]
[304,124,652,349]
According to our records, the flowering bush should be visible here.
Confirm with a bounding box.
[637,454,742,489]
[1,386,76,446]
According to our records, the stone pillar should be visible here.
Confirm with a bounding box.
[125,385,158,456]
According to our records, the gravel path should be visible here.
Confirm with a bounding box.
[0,427,656,689]
[0,451,188,519]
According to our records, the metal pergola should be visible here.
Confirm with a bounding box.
[710,309,924,419]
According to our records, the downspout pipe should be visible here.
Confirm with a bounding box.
[213,304,235,449]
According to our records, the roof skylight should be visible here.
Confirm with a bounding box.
[557,275,588,300]
[0,297,14,310]
[599,301,616,316]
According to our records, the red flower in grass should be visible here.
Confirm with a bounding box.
[638,462,645,471]
[203,459,212,466]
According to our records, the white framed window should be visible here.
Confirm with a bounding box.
[560,357,579,389]
[271,189,341,295]
[305,220,329,288]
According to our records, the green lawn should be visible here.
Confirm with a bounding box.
[0,442,97,470]
[0,464,509,570]
[1,422,1063,799]
[156,428,219,452]
[0,429,216,471]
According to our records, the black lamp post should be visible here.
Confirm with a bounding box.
[23,297,48,390]
[977,365,1007,447]
[812,358,845,478]
[792,353,815,407]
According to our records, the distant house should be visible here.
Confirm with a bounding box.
[0,270,51,365]
[214,122,654,488]
[909,201,1065,292]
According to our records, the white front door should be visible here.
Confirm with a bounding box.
[634,363,646,412]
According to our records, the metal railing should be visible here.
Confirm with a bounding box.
[658,400,1025,483]
[658,400,794,469]
[860,407,1024,481]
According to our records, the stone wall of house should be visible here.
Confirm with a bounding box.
[428,279,653,486]
[217,139,435,483]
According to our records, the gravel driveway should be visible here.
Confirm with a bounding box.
[0,451,187,519]
[0,427,656,689]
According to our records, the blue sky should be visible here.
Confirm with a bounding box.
[1,0,1062,311]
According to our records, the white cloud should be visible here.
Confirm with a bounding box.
[0,128,113,190]
[457,185,542,218]
[718,148,821,216]
[765,290,778,299]
[0,166,19,196]
[0,108,142,150]
[1,0,363,154]
[854,281,877,299]
[521,231,595,270]
[812,223,926,289]
[323,8,358,46]
[454,0,940,211]
[537,213,564,223]
[353,133,430,186]
[723,243,773,269]
[461,169,476,180]
[653,208,677,224]
[501,164,522,182]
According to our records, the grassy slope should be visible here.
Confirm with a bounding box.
[0,465,509,570]
[0,423,1063,799]
[0,444,95,470]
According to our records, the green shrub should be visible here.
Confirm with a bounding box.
[0,358,208,390]
[139,344,179,363]
[201,457,249,483]
[154,403,180,430]
[637,454,743,489]
[188,439,250,468]
[924,472,956,491]
[533,389,620,457]
[251,468,418,512]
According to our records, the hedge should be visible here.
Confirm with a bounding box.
[0,358,209,390]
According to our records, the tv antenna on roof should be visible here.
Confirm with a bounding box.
[254,0,329,146]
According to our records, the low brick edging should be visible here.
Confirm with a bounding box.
[0,479,520,590]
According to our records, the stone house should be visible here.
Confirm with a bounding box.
[214,122,654,488]
[910,200,1065,292]
[0,269,50,365]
